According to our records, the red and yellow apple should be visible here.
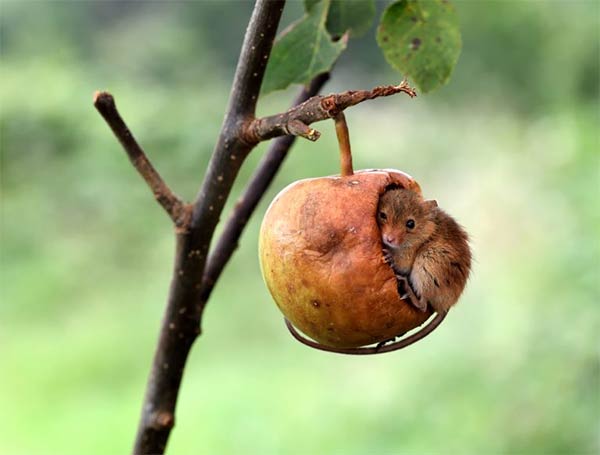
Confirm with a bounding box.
[259,169,433,348]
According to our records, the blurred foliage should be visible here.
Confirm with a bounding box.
[1,1,598,454]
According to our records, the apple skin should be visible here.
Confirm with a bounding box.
[259,169,433,348]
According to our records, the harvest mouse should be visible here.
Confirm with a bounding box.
[376,187,471,314]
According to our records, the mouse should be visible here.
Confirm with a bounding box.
[376,187,472,315]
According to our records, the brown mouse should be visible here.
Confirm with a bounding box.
[376,187,471,315]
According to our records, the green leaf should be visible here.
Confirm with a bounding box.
[304,0,320,11]
[305,0,376,37]
[262,0,347,94]
[377,0,462,93]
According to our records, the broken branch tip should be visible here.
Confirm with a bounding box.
[93,90,115,108]
[306,129,320,141]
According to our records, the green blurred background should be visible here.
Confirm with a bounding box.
[1,1,598,454]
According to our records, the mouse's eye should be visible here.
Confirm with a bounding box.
[378,211,387,221]
[406,219,415,229]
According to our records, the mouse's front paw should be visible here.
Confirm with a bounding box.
[382,249,394,266]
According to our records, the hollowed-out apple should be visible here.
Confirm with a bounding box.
[259,168,433,348]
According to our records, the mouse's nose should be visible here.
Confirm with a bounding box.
[384,234,396,245]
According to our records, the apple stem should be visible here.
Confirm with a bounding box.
[334,112,354,177]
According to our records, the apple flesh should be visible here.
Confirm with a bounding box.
[259,169,433,348]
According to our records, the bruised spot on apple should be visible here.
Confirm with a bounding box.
[259,169,433,348]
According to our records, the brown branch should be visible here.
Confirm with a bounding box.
[131,1,285,453]
[200,73,330,302]
[227,1,285,119]
[245,79,417,143]
[93,91,187,227]
[189,0,285,233]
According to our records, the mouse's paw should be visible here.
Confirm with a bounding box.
[382,249,395,266]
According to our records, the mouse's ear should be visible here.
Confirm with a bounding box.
[423,199,438,210]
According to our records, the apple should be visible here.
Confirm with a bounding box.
[259,168,433,348]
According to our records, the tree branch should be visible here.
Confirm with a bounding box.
[131,1,285,453]
[244,79,417,143]
[200,73,330,301]
[93,91,187,227]
[189,0,285,235]
[227,0,285,119]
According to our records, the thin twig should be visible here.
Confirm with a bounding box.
[244,79,417,143]
[93,91,187,227]
[200,73,330,301]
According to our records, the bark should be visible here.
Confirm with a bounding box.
[131,1,285,452]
